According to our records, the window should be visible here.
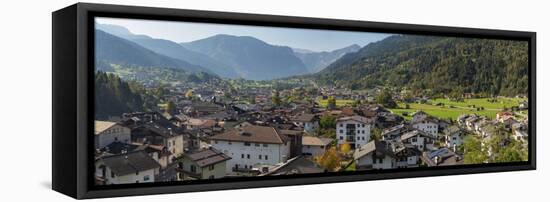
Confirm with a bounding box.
[452,137,457,140]
[340,124,343,127]
[339,130,343,133]
[190,165,196,173]
[244,142,251,146]
[379,158,383,163]
[263,144,268,147]
[259,155,262,159]
[362,124,365,127]
[144,175,150,181]
[241,154,244,158]
[412,138,417,142]
[214,140,218,144]
[173,140,176,146]
[209,165,215,170]
[265,155,268,160]
[135,171,139,175]
[357,137,360,140]
[111,171,115,178]
[209,175,215,179]
[320,146,324,149]
[228,141,232,145]
[247,154,250,159]
[255,143,260,147]
[362,137,365,140]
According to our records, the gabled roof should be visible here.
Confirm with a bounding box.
[99,151,161,176]
[95,121,118,135]
[210,125,287,144]
[353,140,395,160]
[292,113,316,122]
[337,115,370,124]
[185,148,231,168]
[400,130,435,141]
[444,125,462,135]
[302,136,332,146]
[260,156,324,176]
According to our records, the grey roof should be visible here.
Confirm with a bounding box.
[185,148,231,168]
[292,113,316,122]
[261,156,324,176]
[337,115,370,124]
[444,126,463,136]
[421,148,463,167]
[353,140,395,160]
[99,151,161,176]
[210,125,287,144]
[400,130,434,141]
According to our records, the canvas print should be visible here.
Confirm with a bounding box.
[93,17,529,185]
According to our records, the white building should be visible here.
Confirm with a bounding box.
[95,121,131,150]
[291,113,319,133]
[392,143,421,168]
[353,140,396,170]
[336,115,372,149]
[95,151,160,185]
[444,126,466,150]
[210,125,290,174]
[302,136,332,156]
[412,117,439,137]
[411,111,428,123]
[400,130,435,151]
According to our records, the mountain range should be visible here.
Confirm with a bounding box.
[293,44,361,73]
[96,23,360,80]
[314,35,529,96]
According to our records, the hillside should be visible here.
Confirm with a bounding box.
[97,24,239,78]
[315,35,528,97]
[294,44,361,73]
[95,71,147,119]
[95,29,210,73]
[182,34,309,80]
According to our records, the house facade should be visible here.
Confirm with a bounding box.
[302,136,332,156]
[353,140,396,170]
[412,118,439,138]
[95,121,131,150]
[176,148,231,180]
[336,115,372,149]
[95,151,160,185]
[210,125,291,174]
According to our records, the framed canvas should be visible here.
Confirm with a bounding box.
[52,3,536,199]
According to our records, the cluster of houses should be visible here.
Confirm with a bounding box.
[94,83,529,185]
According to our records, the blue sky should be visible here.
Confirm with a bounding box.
[96,17,391,52]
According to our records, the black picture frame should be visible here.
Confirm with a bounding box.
[52,3,536,199]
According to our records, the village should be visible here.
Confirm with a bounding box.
[94,81,529,185]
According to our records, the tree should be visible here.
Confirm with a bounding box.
[319,114,336,130]
[315,147,342,171]
[370,127,382,141]
[165,101,176,115]
[327,96,336,109]
[340,142,351,154]
[376,89,397,108]
[272,90,281,106]
[463,135,488,164]
[493,141,527,163]
[185,89,193,99]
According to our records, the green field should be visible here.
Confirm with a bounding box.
[390,98,526,121]
[317,99,355,107]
